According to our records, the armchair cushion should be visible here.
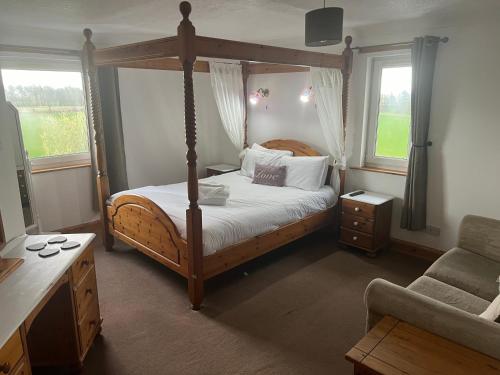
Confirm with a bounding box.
[458,215,500,262]
[408,276,489,314]
[425,247,500,301]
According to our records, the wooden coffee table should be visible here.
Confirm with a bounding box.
[346,316,500,374]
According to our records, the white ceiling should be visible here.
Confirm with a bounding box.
[0,0,496,49]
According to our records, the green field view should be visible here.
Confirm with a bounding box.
[17,108,89,158]
[375,112,411,159]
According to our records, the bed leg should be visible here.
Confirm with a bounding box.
[189,279,204,311]
[104,233,114,252]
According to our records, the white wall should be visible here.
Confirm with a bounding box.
[30,167,98,232]
[118,68,239,188]
[0,74,25,243]
[346,18,500,250]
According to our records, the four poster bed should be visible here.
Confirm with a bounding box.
[81,1,353,310]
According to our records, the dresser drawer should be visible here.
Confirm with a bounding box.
[72,245,95,286]
[0,330,23,375]
[11,357,29,375]
[340,228,373,250]
[342,199,375,219]
[74,266,98,323]
[341,214,374,234]
[78,298,100,356]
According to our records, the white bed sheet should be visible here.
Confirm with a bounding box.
[111,171,337,256]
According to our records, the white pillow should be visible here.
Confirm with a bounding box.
[479,294,500,322]
[281,155,329,191]
[251,143,293,156]
[240,148,285,178]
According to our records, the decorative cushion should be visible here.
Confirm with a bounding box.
[240,148,284,178]
[425,247,500,302]
[479,294,500,322]
[408,276,490,315]
[281,155,329,191]
[252,163,286,187]
[251,143,293,156]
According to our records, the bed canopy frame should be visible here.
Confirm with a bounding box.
[81,1,353,310]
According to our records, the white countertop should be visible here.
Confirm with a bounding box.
[341,191,394,205]
[0,233,95,348]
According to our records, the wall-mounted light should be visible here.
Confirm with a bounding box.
[300,86,313,103]
[249,88,270,105]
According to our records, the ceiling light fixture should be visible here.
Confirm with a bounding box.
[305,0,343,47]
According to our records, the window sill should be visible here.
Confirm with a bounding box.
[350,166,407,177]
[31,162,92,175]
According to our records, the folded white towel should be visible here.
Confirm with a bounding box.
[199,183,230,206]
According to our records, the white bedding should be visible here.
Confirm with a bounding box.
[111,171,337,256]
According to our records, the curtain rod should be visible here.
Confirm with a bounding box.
[353,37,448,54]
[0,44,80,57]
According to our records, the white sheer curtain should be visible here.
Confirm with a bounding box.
[209,61,246,151]
[311,68,345,194]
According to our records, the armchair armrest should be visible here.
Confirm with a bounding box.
[365,278,500,360]
[458,215,500,262]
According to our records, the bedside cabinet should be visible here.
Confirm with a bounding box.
[206,164,240,177]
[339,191,394,256]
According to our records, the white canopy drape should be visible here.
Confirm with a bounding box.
[311,68,345,194]
[209,61,246,151]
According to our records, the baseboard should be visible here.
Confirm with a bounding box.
[390,238,444,262]
[56,220,102,235]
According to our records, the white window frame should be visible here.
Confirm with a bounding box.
[363,52,411,171]
[0,53,90,171]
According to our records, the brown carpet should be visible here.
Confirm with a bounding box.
[79,232,429,375]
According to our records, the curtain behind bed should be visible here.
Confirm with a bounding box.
[89,67,129,209]
[311,68,345,194]
[209,62,245,151]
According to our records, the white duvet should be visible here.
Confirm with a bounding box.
[111,172,337,256]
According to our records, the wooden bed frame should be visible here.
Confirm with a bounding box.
[81,1,353,309]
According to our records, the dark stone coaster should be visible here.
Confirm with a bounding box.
[61,241,81,250]
[39,248,60,258]
[48,236,68,244]
[26,242,47,251]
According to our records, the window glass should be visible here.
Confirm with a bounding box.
[375,66,412,159]
[1,69,89,159]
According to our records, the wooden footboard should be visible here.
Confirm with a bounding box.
[107,195,188,277]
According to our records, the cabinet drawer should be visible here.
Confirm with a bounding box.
[11,357,29,375]
[0,330,23,375]
[78,298,100,356]
[340,228,373,250]
[342,199,375,219]
[72,245,95,286]
[341,214,374,234]
[74,267,98,323]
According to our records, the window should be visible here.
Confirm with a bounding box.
[364,53,412,171]
[1,63,90,171]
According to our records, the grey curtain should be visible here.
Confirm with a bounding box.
[401,36,440,230]
[89,67,128,209]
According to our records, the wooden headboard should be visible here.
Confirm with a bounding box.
[260,139,321,156]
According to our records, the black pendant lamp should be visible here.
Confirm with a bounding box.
[305,0,344,47]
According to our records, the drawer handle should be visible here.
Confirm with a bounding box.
[353,221,359,226]
[352,236,358,241]
[85,288,93,296]
[354,207,361,212]
[0,362,11,374]
[89,319,97,327]
[81,260,90,267]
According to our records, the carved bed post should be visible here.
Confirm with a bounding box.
[241,61,250,148]
[82,29,114,251]
[178,1,204,310]
[340,35,353,196]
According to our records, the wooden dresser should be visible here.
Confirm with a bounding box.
[339,191,393,256]
[206,164,240,177]
[0,233,100,373]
